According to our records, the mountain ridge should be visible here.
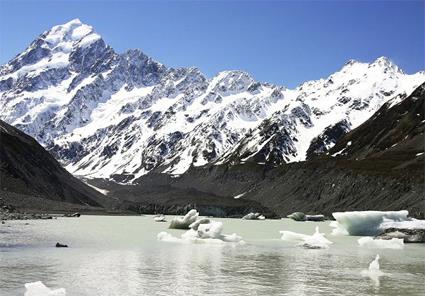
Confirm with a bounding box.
[0,19,424,184]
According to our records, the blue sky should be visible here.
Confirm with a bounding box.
[0,0,423,88]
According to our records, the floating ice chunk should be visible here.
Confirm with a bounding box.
[331,210,409,236]
[169,209,199,229]
[280,227,333,249]
[287,212,306,221]
[380,219,425,230]
[302,227,333,249]
[358,237,404,249]
[153,215,166,222]
[287,212,324,221]
[361,255,387,286]
[24,281,66,296]
[279,230,310,242]
[159,221,243,244]
[242,212,266,220]
[157,232,187,243]
[305,215,325,222]
[188,218,211,230]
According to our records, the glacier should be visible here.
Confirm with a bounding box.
[1,19,424,183]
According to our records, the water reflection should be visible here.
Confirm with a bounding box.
[1,217,424,296]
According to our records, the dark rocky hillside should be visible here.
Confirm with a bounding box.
[0,120,116,212]
[327,82,425,171]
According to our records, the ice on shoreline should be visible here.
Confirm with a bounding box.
[358,237,404,249]
[158,220,243,244]
[24,281,66,296]
[280,226,333,249]
[331,210,410,236]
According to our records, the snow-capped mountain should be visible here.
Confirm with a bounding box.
[0,19,424,183]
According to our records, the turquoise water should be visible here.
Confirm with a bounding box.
[0,215,424,295]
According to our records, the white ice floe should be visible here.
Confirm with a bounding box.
[358,237,404,249]
[24,281,66,296]
[331,210,409,236]
[153,215,166,222]
[169,209,199,229]
[361,254,387,286]
[158,220,243,244]
[280,226,333,249]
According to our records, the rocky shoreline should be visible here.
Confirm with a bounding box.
[0,199,53,221]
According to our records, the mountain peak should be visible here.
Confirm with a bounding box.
[41,19,101,50]
[370,56,403,74]
[344,59,360,66]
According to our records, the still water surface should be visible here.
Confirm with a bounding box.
[0,215,424,296]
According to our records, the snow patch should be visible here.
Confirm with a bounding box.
[233,192,246,199]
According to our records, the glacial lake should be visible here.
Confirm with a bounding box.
[0,215,424,296]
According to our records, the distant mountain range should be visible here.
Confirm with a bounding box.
[0,19,423,217]
[1,19,423,184]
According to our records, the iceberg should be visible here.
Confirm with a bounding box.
[305,214,325,222]
[153,214,166,222]
[287,212,306,221]
[188,218,211,230]
[287,212,325,222]
[358,237,404,249]
[331,210,409,236]
[280,226,333,249]
[279,230,310,242]
[158,220,243,244]
[242,213,266,220]
[169,209,199,229]
[24,281,66,296]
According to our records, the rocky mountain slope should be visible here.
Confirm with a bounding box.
[327,82,424,169]
[1,19,424,184]
[0,120,116,212]
[106,83,422,218]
